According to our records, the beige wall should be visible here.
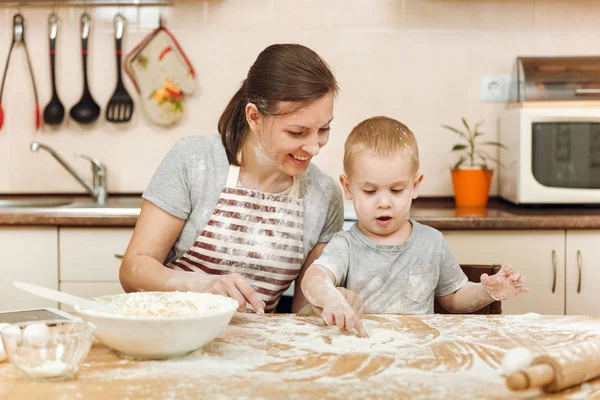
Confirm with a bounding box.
[0,0,598,196]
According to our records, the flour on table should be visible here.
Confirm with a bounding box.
[3,313,600,399]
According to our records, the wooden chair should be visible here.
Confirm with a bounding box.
[434,264,503,315]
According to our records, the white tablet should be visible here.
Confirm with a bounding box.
[0,308,81,324]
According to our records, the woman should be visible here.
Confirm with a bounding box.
[119,44,344,314]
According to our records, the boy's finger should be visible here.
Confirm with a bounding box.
[518,286,531,294]
[480,273,489,283]
[346,315,356,332]
[334,312,345,329]
[356,305,365,318]
[498,264,513,276]
[322,312,335,326]
[355,319,369,338]
[509,273,521,282]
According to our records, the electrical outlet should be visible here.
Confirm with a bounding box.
[480,74,511,102]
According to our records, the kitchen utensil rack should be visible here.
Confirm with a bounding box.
[2,0,171,6]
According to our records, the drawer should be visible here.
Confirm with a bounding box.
[59,282,125,311]
[59,228,133,281]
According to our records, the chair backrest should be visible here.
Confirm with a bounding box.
[434,264,502,315]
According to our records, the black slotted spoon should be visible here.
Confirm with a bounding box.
[106,13,133,123]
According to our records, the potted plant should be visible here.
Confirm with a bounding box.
[442,118,506,208]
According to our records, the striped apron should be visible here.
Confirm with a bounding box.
[167,162,305,312]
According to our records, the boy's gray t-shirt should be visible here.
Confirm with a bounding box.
[143,134,344,263]
[314,220,468,314]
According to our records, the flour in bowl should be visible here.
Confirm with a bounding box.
[92,292,234,317]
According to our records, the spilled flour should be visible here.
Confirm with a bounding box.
[3,313,600,399]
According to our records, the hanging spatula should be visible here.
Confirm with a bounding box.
[106,13,133,123]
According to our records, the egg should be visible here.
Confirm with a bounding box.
[0,324,21,359]
[502,346,534,375]
[23,323,51,347]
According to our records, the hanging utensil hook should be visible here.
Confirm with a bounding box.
[13,13,24,43]
[114,13,124,40]
[81,12,91,40]
[48,12,58,40]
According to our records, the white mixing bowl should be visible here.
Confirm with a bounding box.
[74,292,239,360]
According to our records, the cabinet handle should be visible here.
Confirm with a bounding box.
[551,250,557,294]
[577,250,583,294]
[114,254,124,260]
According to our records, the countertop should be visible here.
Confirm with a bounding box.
[1,313,599,399]
[1,195,600,229]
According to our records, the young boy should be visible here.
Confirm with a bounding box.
[301,116,530,337]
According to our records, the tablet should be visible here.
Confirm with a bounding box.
[0,308,81,325]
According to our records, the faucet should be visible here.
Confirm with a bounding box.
[30,142,108,205]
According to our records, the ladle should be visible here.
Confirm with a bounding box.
[69,12,100,124]
[43,12,65,125]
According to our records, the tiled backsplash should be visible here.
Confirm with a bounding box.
[1,0,599,196]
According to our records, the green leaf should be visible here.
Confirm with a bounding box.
[442,124,468,140]
[452,144,467,151]
[461,117,471,136]
[482,141,508,150]
[475,151,504,168]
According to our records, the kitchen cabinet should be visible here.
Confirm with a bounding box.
[442,230,565,315]
[0,227,58,311]
[59,227,132,282]
[58,227,132,308]
[565,230,600,317]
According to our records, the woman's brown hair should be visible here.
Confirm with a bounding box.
[218,44,338,166]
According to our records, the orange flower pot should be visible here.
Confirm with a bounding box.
[451,168,493,208]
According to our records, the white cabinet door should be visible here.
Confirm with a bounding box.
[59,282,124,312]
[59,227,133,281]
[566,230,600,316]
[443,230,565,315]
[0,227,58,311]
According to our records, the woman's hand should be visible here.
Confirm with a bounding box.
[481,264,530,301]
[191,273,266,315]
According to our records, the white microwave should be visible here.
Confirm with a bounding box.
[499,106,600,205]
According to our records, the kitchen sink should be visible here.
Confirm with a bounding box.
[0,198,73,208]
[0,196,142,216]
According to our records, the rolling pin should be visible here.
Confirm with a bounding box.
[506,337,600,393]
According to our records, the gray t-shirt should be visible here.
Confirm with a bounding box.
[314,220,468,314]
[143,134,344,263]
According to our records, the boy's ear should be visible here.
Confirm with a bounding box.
[412,173,424,199]
[339,174,353,201]
[245,103,262,133]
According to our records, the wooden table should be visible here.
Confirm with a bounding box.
[2,313,600,399]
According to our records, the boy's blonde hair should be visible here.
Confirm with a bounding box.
[343,116,420,175]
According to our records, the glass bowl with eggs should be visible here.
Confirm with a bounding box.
[0,320,95,382]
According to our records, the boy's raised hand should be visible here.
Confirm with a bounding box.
[481,264,530,301]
